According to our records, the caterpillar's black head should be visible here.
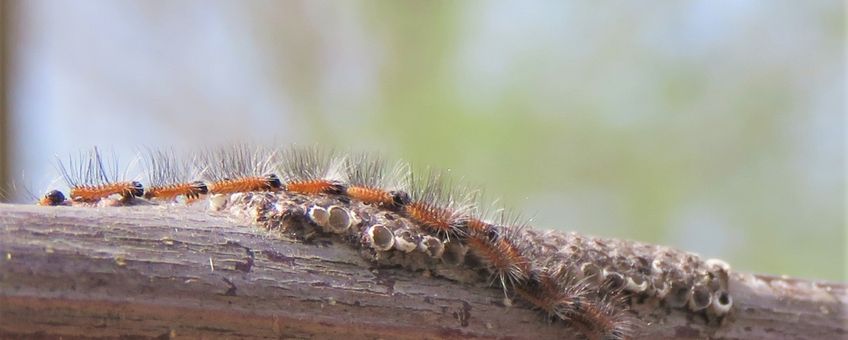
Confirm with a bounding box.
[130,181,145,197]
[191,181,209,195]
[327,180,347,195]
[265,174,283,189]
[390,190,411,207]
[41,190,66,206]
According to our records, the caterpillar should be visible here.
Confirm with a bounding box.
[398,169,472,240]
[140,148,208,202]
[463,213,533,294]
[342,153,408,208]
[276,146,345,195]
[512,258,635,340]
[197,144,282,195]
[56,147,143,204]
[36,145,735,339]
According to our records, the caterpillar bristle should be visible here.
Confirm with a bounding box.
[462,191,503,234]
[203,144,277,176]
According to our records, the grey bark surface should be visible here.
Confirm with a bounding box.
[0,204,845,339]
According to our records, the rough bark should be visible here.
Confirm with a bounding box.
[0,203,844,339]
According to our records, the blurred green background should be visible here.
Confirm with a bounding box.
[1,1,844,281]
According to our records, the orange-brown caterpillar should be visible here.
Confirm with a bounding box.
[69,181,144,203]
[513,266,587,321]
[516,258,634,340]
[144,181,208,201]
[403,201,461,237]
[285,179,345,195]
[465,223,532,289]
[566,294,634,340]
[141,148,208,201]
[465,217,491,234]
[342,154,408,207]
[277,146,345,195]
[208,175,282,194]
[345,185,396,206]
[398,170,469,238]
[57,147,144,203]
[198,144,281,194]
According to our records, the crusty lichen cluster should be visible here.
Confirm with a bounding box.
[523,229,733,322]
[223,190,733,331]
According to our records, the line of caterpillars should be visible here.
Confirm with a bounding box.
[39,146,634,340]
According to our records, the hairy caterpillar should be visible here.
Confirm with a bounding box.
[140,148,208,202]
[55,147,143,204]
[197,145,282,195]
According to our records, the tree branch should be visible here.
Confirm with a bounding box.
[0,203,844,339]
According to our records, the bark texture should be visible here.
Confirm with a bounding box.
[0,203,844,339]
